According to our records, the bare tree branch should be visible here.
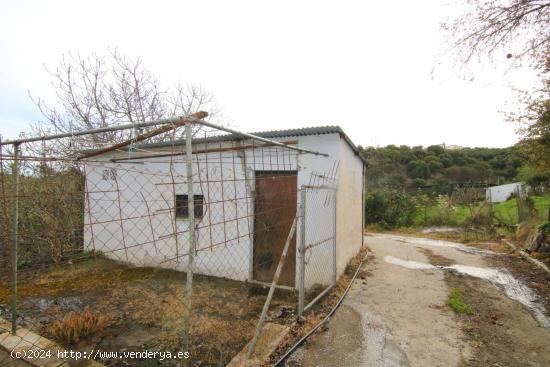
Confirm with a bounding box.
[444,0,550,67]
[29,50,220,154]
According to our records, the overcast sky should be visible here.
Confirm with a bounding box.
[0,0,538,148]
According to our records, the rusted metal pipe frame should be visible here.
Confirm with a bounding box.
[108,140,299,162]
[77,112,208,160]
[1,114,327,159]
[0,113,207,146]
[193,120,328,157]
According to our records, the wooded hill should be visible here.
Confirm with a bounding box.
[358,145,525,194]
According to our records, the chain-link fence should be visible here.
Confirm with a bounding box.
[297,185,337,317]
[0,114,338,366]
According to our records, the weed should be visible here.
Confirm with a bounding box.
[448,288,474,315]
[47,309,109,345]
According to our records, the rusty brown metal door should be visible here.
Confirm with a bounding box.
[253,171,297,287]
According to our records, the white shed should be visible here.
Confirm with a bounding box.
[486,182,526,203]
[82,126,366,291]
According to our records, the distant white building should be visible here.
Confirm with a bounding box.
[486,182,526,203]
[438,143,465,150]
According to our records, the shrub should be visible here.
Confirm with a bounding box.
[47,309,109,345]
[364,190,418,228]
[539,221,550,235]
[431,195,457,225]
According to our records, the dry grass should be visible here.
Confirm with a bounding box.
[1,249,364,366]
[0,256,157,304]
[46,309,109,346]
[0,257,294,366]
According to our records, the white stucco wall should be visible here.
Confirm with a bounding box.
[84,145,297,282]
[334,137,364,278]
[83,132,364,288]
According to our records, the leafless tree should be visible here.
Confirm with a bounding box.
[443,0,550,67]
[28,50,219,154]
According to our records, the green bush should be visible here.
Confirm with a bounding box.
[539,221,550,235]
[364,190,418,229]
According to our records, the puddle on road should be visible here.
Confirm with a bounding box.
[421,227,462,234]
[384,256,439,271]
[384,255,550,328]
[371,234,494,255]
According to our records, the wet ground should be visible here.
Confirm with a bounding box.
[288,233,550,367]
[0,258,296,366]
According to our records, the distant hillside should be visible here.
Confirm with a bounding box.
[358,145,524,194]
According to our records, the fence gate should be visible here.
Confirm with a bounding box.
[298,185,337,317]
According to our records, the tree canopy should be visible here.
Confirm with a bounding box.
[359,144,524,193]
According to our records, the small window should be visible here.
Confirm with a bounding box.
[101,168,117,181]
[175,194,204,219]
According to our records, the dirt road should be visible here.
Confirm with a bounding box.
[288,233,550,367]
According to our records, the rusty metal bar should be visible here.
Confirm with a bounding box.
[247,210,299,359]
[193,120,328,157]
[108,140,299,162]
[140,191,158,254]
[0,113,207,146]
[77,112,208,160]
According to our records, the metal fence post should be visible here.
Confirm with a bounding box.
[298,187,306,319]
[333,187,338,284]
[182,123,196,367]
[11,143,20,334]
[516,186,522,222]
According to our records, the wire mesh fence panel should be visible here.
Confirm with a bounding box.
[0,118,334,366]
[298,185,337,316]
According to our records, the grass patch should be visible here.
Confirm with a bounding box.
[448,288,474,315]
[412,195,549,227]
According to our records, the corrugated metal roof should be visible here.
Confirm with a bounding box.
[95,125,368,165]
[257,126,367,165]
[247,125,345,138]
[236,126,367,165]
